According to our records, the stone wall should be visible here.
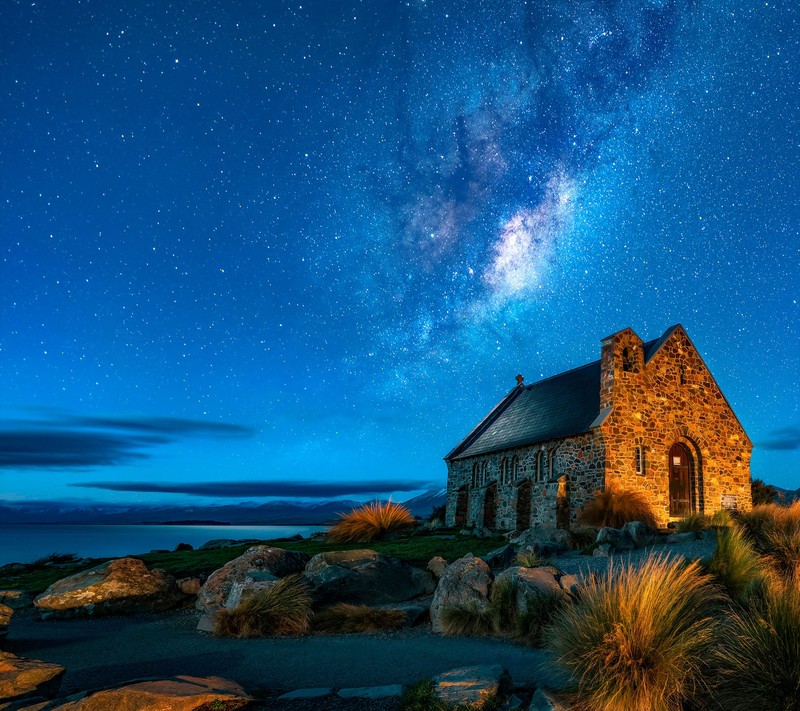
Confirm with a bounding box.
[444,430,605,531]
[600,326,752,526]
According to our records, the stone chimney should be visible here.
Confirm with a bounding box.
[599,328,644,410]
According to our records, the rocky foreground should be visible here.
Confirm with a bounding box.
[0,524,712,710]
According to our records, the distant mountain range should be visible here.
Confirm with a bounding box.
[0,488,448,526]
[774,486,800,504]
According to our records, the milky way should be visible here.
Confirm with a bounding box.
[1,0,798,501]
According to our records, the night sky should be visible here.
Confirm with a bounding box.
[2,0,798,507]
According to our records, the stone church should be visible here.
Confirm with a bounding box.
[444,325,752,531]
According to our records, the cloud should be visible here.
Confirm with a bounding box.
[71,479,434,499]
[760,426,800,451]
[0,414,256,470]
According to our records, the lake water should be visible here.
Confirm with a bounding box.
[0,524,328,566]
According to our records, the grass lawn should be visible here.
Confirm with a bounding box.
[0,530,508,596]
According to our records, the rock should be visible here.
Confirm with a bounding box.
[459,528,474,537]
[666,532,697,544]
[0,592,32,611]
[278,687,333,700]
[174,542,193,552]
[482,545,516,570]
[596,527,634,552]
[548,529,572,550]
[22,675,251,710]
[621,521,655,548]
[529,688,569,710]
[593,543,611,557]
[198,539,262,550]
[510,531,563,557]
[427,556,448,579]
[303,550,435,606]
[338,685,404,699]
[0,651,65,702]
[383,601,430,626]
[494,566,568,615]
[224,571,278,610]
[501,693,526,709]
[196,546,309,615]
[176,578,201,596]
[430,555,492,633]
[34,558,185,619]
[433,665,511,709]
[0,604,12,640]
[558,574,582,597]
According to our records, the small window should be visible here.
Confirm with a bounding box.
[535,450,543,482]
[635,447,644,475]
[549,449,557,478]
[511,455,519,483]
[481,462,488,486]
[472,462,479,487]
[622,347,634,372]
[500,458,508,485]
[679,365,686,385]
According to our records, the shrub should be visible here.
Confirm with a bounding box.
[489,576,518,634]
[704,523,766,606]
[578,485,657,530]
[751,478,779,506]
[569,525,599,550]
[327,500,416,543]
[675,512,709,534]
[440,599,493,637]
[515,550,548,568]
[710,508,733,528]
[545,555,720,711]
[213,575,313,638]
[737,501,800,575]
[313,603,406,633]
[516,590,565,646]
[32,552,80,566]
[712,573,800,710]
[765,526,800,577]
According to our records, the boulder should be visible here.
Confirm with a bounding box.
[34,558,185,619]
[596,527,634,552]
[303,550,435,606]
[0,651,65,703]
[427,556,448,579]
[494,566,568,615]
[510,531,564,557]
[0,604,11,640]
[548,529,573,550]
[176,577,201,596]
[433,665,511,709]
[430,554,492,633]
[224,570,278,610]
[621,521,655,548]
[558,574,582,597]
[593,543,611,557]
[20,675,251,710]
[482,545,516,570]
[196,546,309,615]
[0,592,32,611]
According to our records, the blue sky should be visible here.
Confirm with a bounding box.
[1,0,798,505]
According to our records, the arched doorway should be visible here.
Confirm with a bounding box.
[516,479,531,531]
[669,443,693,516]
[454,486,468,527]
[483,483,497,530]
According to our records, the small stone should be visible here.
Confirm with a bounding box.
[177,577,201,596]
[278,687,333,700]
[434,664,511,709]
[338,685,404,699]
[593,543,611,557]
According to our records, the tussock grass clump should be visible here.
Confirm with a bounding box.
[514,550,548,568]
[569,525,599,550]
[710,507,733,528]
[327,501,416,543]
[704,523,766,606]
[440,599,493,637]
[675,512,709,534]
[313,603,406,633]
[546,555,721,711]
[713,573,800,711]
[489,576,518,634]
[736,501,800,575]
[578,485,658,530]
[213,574,313,638]
[516,590,565,647]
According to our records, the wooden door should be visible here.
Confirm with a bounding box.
[454,487,468,527]
[516,479,531,531]
[483,483,497,530]
[669,443,692,516]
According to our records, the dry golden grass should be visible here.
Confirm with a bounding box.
[713,572,800,710]
[440,599,493,637]
[326,500,416,543]
[578,484,658,530]
[313,603,407,633]
[546,554,721,711]
[736,501,800,575]
[213,574,313,638]
[705,522,767,606]
[675,512,709,534]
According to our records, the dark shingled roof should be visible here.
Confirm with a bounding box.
[446,331,674,461]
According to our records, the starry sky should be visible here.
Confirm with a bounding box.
[1,0,798,507]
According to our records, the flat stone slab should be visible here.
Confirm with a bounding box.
[434,664,511,709]
[528,688,569,710]
[278,687,333,700]
[337,684,404,699]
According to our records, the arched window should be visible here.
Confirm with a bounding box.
[622,347,634,372]
[549,449,557,478]
[635,446,644,475]
[535,450,543,482]
[500,458,508,485]
[472,462,480,487]
[511,455,519,483]
[481,462,488,485]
